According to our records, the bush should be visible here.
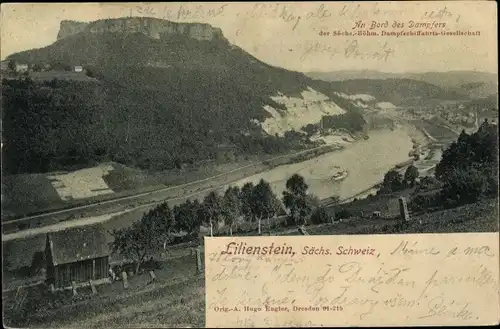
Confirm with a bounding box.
[112,262,136,276]
[336,208,352,219]
[141,258,162,271]
[409,193,440,212]
[285,215,296,227]
[310,206,330,225]
[418,176,441,191]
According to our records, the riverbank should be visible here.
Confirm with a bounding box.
[1,135,360,272]
[2,142,346,234]
[229,125,417,200]
[2,128,393,240]
[4,126,418,240]
[1,125,436,286]
[3,124,421,239]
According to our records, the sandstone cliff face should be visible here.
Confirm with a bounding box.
[57,17,225,42]
[57,20,88,40]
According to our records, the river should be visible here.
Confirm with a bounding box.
[3,126,418,242]
[229,127,415,200]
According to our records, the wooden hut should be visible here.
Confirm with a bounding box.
[45,224,110,290]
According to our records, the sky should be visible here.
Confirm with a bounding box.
[0,1,497,73]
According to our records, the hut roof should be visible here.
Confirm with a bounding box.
[46,224,110,266]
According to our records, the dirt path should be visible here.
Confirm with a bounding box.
[2,211,129,241]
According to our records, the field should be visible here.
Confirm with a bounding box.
[3,196,498,328]
[47,165,115,201]
[2,159,261,220]
[2,174,64,217]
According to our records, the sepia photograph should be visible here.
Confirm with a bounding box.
[1,2,498,328]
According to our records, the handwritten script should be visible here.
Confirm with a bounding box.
[205,234,499,327]
[129,2,464,35]
[298,39,396,63]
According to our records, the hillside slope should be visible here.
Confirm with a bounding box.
[3,17,366,175]
[307,70,498,100]
[327,78,466,106]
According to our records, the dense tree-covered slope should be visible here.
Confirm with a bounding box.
[3,18,366,174]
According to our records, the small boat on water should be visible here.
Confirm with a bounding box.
[332,170,348,181]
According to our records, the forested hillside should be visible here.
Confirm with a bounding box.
[435,120,498,206]
[2,18,366,175]
[328,78,466,106]
[307,70,498,100]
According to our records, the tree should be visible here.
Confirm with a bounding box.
[440,166,489,206]
[329,195,340,204]
[286,174,309,196]
[435,130,473,181]
[251,179,281,234]
[336,208,352,219]
[240,182,255,222]
[283,174,312,226]
[148,202,176,236]
[222,186,242,236]
[419,176,440,191]
[201,191,224,237]
[7,59,16,72]
[435,121,498,205]
[174,199,202,236]
[302,123,319,136]
[111,202,176,274]
[380,169,403,194]
[31,63,43,72]
[404,165,419,187]
[327,195,340,223]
